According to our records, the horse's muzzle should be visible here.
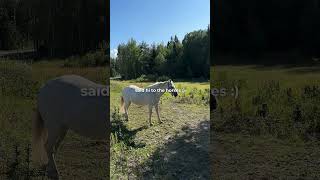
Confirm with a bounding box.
[173,92,178,97]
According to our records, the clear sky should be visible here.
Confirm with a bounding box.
[110,0,210,58]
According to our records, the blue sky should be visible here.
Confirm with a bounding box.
[110,0,210,58]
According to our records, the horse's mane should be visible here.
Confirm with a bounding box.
[146,81,167,88]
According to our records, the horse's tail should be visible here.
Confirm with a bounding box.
[120,96,125,113]
[32,107,48,165]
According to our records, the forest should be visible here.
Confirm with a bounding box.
[213,0,320,64]
[111,28,210,80]
[0,0,107,58]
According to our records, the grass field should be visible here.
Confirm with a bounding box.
[211,65,320,179]
[3,61,318,179]
[0,60,210,179]
[0,60,108,179]
[110,80,210,179]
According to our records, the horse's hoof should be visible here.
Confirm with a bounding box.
[47,173,59,180]
[46,168,59,179]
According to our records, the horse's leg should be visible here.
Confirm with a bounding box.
[124,101,131,121]
[54,128,68,152]
[148,105,153,127]
[45,126,65,179]
[155,104,162,124]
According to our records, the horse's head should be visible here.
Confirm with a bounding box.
[167,79,178,97]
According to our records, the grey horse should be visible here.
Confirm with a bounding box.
[32,75,109,179]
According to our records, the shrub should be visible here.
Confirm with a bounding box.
[62,51,107,67]
[81,51,107,67]
[175,87,210,105]
[157,75,170,82]
[62,56,79,67]
[146,74,157,81]
[135,74,148,82]
[135,74,157,82]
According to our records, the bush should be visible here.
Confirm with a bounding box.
[81,51,107,67]
[0,61,38,98]
[62,51,107,67]
[157,75,170,82]
[175,87,210,105]
[62,56,79,67]
[135,74,158,82]
[146,74,157,81]
[135,74,149,82]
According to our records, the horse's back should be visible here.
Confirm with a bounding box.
[37,75,108,139]
[49,75,98,87]
[128,85,142,90]
[38,75,101,106]
[122,85,141,95]
[122,85,150,105]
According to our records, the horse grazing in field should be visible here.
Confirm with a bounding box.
[120,79,178,126]
[32,75,109,179]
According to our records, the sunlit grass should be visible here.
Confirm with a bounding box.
[110,80,210,179]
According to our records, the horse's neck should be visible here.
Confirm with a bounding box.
[152,82,167,98]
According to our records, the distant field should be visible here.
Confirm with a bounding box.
[211,65,320,179]
[0,60,108,179]
[110,80,210,179]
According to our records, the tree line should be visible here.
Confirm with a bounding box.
[111,28,210,80]
[0,0,107,58]
[213,0,320,65]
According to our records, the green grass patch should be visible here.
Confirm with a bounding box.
[110,80,210,179]
[211,65,320,140]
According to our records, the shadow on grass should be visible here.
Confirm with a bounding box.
[135,120,210,179]
[111,119,146,148]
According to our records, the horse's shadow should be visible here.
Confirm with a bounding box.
[111,119,146,148]
[134,120,210,179]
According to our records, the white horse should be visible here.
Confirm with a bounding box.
[32,75,109,179]
[120,79,178,126]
